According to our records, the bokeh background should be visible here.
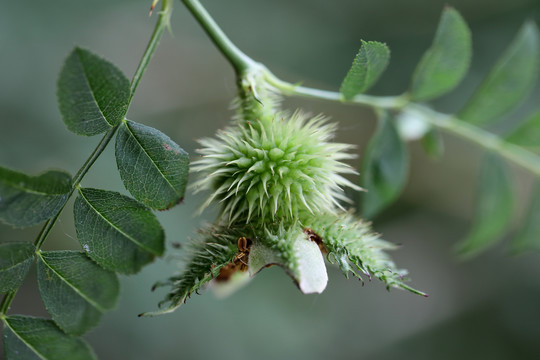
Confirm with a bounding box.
[2,0,540,359]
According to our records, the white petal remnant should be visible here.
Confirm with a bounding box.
[292,235,328,294]
[249,226,328,294]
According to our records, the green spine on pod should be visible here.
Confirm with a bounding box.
[191,79,360,224]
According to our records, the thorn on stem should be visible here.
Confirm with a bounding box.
[149,0,159,16]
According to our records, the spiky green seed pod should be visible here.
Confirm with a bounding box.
[192,110,360,223]
[147,78,424,315]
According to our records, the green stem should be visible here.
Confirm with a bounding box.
[34,125,119,250]
[408,104,540,177]
[274,81,540,176]
[181,0,258,75]
[130,0,173,99]
[0,292,15,316]
[264,74,409,109]
[280,82,540,175]
[181,0,540,177]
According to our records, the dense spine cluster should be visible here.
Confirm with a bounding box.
[191,78,360,224]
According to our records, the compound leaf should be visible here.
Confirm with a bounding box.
[459,21,540,126]
[0,242,35,293]
[37,250,119,336]
[2,315,95,360]
[115,120,189,210]
[457,154,513,257]
[340,40,390,99]
[0,167,71,228]
[73,188,164,274]
[410,7,472,101]
[361,112,409,219]
[57,47,130,136]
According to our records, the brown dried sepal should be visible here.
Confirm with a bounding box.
[215,237,253,282]
[303,228,327,254]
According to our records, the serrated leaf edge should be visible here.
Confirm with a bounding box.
[121,120,182,207]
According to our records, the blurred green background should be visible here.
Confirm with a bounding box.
[2,0,540,359]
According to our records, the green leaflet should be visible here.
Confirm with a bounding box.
[2,315,95,360]
[57,47,130,136]
[512,186,540,252]
[410,7,472,101]
[115,120,189,210]
[73,188,164,274]
[340,40,390,99]
[0,242,35,293]
[0,167,71,228]
[457,154,513,257]
[36,251,119,336]
[506,110,540,149]
[361,112,409,219]
[459,22,540,126]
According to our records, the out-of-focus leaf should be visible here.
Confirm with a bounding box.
[57,47,130,136]
[457,154,513,257]
[115,120,189,210]
[512,186,540,252]
[340,40,390,99]
[73,188,164,274]
[459,22,540,126]
[0,242,35,293]
[506,111,540,150]
[2,315,95,360]
[0,167,71,228]
[37,251,119,336]
[361,112,409,219]
[410,7,472,101]
[421,128,445,160]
